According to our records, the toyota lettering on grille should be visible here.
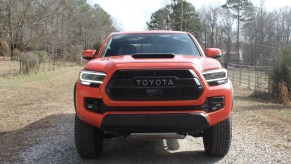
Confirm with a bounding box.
[134,78,176,87]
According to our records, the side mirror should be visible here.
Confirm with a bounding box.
[82,49,96,60]
[206,48,221,58]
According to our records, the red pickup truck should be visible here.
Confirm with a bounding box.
[74,31,233,158]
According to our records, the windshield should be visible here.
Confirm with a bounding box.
[102,33,200,57]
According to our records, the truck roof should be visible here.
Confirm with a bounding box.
[111,31,188,35]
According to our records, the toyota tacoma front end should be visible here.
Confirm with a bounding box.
[74,31,233,158]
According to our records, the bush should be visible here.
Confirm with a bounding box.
[93,41,102,51]
[11,48,21,61]
[37,50,49,63]
[250,90,274,101]
[0,40,11,57]
[270,46,291,104]
[19,52,40,74]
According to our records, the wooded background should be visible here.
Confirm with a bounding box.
[147,0,291,66]
[1,0,290,66]
[0,0,116,64]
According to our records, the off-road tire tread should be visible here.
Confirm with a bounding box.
[203,117,231,157]
[75,115,103,159]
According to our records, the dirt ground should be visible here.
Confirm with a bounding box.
[0,66,290,163]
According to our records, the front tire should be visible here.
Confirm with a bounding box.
[75,115,104,159]
[203,117,231,157]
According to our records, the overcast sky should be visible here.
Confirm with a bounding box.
[88,0,291,31]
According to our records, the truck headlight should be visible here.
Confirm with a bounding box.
[79,70,106,86]
[203,68,228,85]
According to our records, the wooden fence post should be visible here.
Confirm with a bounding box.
[248,65,250,89]
[80,53,83,66]
[239,65,242,85]
[255,66,258,91]
[232,64,235,84]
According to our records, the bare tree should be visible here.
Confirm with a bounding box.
[0,0,117,65]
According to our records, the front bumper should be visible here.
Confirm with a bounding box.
[75,64,233,131]
[101,113,209,132]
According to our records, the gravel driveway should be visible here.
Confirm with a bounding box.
[0,67,290,163]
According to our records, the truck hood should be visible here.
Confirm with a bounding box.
[84,55,222,72]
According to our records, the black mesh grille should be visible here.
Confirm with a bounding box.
[108,88,200,101]
[106,70,204,101]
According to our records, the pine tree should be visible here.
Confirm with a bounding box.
[222,0,255,64]
[146,0,202,40]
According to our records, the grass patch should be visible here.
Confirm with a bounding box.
[280,110,291,118]
[0,66,81,89]
[1,71,55,88]
[249,90,277,102]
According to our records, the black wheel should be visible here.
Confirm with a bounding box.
[203,117,231,157]
[75,115,104,159]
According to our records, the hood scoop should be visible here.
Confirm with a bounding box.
[132,53,175,59]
